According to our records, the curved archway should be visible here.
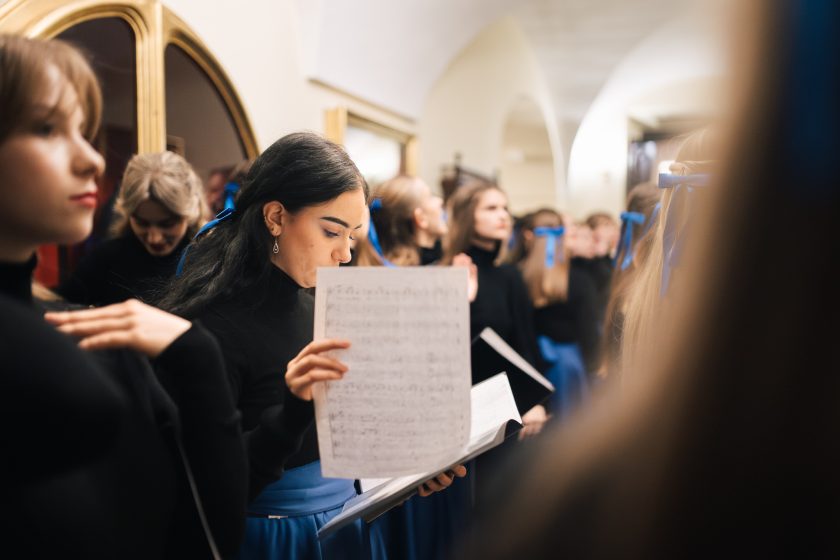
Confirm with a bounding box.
[499,96,557,215]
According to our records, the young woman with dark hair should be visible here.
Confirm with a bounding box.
[0,34,246,558]
[164,133,461,558]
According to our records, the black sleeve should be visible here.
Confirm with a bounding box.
[154,323,247,558]
[569,269,602,373]
[55,247,107,305]
[198,310,314,502]
[0,296,126,480]
[505,266,541,370]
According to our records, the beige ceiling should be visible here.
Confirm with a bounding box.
[300,0,694,122]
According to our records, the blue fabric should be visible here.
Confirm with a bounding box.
[223,181,239,211]
[532,227,565,268]
[237,461,383,560]
[175,207,235,277]
[537,336,589,419]
[368,472,472,560]
[367,198,396,267]
[613,212,645,271]
[657,174,709,297]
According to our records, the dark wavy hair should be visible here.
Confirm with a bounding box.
[158,132,367,317]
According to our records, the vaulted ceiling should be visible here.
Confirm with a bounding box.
[298,0,694,123]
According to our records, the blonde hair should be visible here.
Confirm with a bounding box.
[0,34,101,144]
[356,175,428,267]
[442,181,508,265]
[110,151,207,238]
[517,208,571,307]
[620,129,719,378]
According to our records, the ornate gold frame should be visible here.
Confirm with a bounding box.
[0,0,259,157]
[325,106,418,176]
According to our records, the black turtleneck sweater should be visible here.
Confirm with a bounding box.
[0,257,247,559]
[193,265,318,501]
[533,263,601,373]
[467,244,539,367]
[57,233,189,306]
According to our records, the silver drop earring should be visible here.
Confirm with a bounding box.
[272,237,279,254]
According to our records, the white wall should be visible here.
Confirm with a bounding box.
[418,17,564,210]
[163,0,415,154]
[565,5,729,217]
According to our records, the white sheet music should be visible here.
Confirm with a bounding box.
[313,267,471,478]
[319,373,521,539]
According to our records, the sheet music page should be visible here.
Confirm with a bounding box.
[479,328,555,391]
[470,373,522,438]
[313,267,471,478]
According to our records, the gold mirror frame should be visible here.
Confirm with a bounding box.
[0,0,259,157]
[325,107,418,176]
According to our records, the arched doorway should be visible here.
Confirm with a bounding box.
[0,0,259,287]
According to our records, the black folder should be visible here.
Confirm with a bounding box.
[471,327,555,414]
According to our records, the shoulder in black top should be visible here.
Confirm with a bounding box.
[1,257,246,559]
[533,263,601,372]
[192,265,317,501]
[467,244,539,367]
[57,233,189,306]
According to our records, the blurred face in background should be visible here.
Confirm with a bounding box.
[129,199,189,257]
[568,223,596,259]
[417,183,448,240]
[473,188,512,242]
[592,222,619,257]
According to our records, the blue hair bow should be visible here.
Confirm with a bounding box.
[533,226,565,268]
[223,181,239,211]
[657,173,709,297]
[175,207,236,277]
[367,198,395,267]
[614,211,646,271]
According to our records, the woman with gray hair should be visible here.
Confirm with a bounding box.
[59,150,207,305]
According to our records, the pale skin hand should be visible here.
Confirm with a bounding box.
[518,404,549,441]
[44,299,191,358]
[417,464,468,497]
[286,340,467,497]
[452,253,479,302]
[284,339,351,401]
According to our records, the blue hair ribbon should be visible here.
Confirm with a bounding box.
[533,226,565,268]
[657,173,709,297]
[613,211,646,271]
[223,181,239,211]
[367,198,395,267]
[175,207,236,277]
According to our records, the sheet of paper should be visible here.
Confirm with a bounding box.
[480,327,555,391]
[313,266,471,478]
[469,372,522,437]
[318,373,521,539]
[358,373,521,493]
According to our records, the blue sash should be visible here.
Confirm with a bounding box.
[248,461,357,517]
[537,336,589,418]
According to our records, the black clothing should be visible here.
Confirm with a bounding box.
[533,264,601,372]
[466,244,539,366]
[192,265,316,501]
[419,239,443,266]
[1,257,247,559]
[466,243,540,510]
[572,256,612,325]
[57,233,189,306]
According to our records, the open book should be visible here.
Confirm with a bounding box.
[317,373,522,540]
[471,327,555,415]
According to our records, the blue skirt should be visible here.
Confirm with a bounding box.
[238,461,382,560]
[367,470,472,560]
[537,336,589,419]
